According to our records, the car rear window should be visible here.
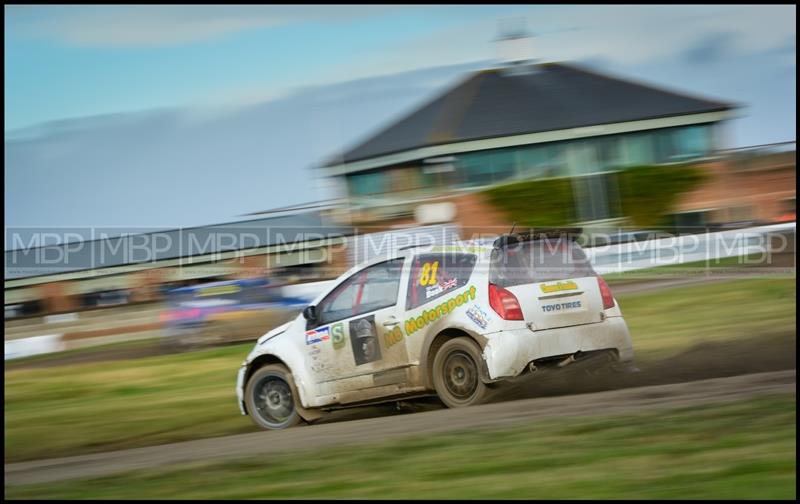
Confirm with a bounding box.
[489,239,596,288]
[406,253,477,310]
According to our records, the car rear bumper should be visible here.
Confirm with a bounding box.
[482,316,634,380]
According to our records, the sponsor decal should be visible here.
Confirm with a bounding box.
[541,300,582,312]
[350,315,382,365]
[425,284,443,298]
[309,346,322,355]
[466,305,491,329]
[425,278,457,299]
[384,325,404,348]
[405,285,477,336]
[540,281,579,294]
[331,323,346,350]
[305,326,331,345]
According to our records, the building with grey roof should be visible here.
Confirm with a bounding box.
[318,60,736,224]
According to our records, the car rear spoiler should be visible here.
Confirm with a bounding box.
[492,227,583,249]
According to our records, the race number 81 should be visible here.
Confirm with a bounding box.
[419,261,439,286]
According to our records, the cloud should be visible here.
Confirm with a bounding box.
[367,5,796,70]
[5,47,795,230]
[684,32,737,65]
[7,5,393,47]
[4,62,482,228]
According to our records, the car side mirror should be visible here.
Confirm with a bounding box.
[302,305,317,324]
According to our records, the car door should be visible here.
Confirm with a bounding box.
[304,257,411,400]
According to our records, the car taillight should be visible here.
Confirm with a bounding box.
[597,276,615,310]
[488,283,524,320]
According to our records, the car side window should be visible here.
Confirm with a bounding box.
[316,258,405,326]
[406,253,477,310]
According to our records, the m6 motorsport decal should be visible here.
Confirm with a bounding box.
[384,325,404,348]
[466,304,491,329]
[540,281,579,294]
[331,322,346,350]
[405,285,477,336]
[350,315,382,366]
[305,326,331,345]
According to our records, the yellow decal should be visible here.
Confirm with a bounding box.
[419,261,439,286]
[383,325,404,348]
[404,285,477,336]
[540,281,578,293]
[197,285,241,297]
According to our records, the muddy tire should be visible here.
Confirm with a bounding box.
[433,337,490,408]
[244,364,303,430]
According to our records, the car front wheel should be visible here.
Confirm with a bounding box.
[433,337,490,408]
[244,364,303,430]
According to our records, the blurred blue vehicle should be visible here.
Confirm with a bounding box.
[161,278,310,349]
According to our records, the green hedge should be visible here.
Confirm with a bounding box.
[482,177,576,227]
[480,164,708,228]
[618,164,708,228]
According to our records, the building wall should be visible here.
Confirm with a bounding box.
[449,192,514,237]
[37,281,79,314]
[675,159,796,223]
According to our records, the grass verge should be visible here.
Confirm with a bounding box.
[616,277,796,358]
[5,394,796,499]
[4,278,796,463]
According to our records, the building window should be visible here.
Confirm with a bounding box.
[567,139,601,176]
[491,149,517,183]
[518,142,568,179]
[623,125,712,166]
[674,124,712,160]
[348,172,386,196]
[457,150,495,187]
[453,148,521,187]
[387,166,428,193]
[595,136,624,171]
[622,131,656,166]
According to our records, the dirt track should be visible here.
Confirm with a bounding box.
[5,369,795,486]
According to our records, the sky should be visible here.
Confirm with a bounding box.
[4,4,796,232]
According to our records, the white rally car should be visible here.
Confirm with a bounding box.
[236,230,635,430]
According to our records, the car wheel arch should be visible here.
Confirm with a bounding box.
[244,353,323,422]
[421,328,490,390]
[245,353,288,385]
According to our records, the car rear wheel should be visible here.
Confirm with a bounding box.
[245,364,303,430]
[433,337,490,408]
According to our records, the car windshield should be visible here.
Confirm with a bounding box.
[489,238,596,287]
